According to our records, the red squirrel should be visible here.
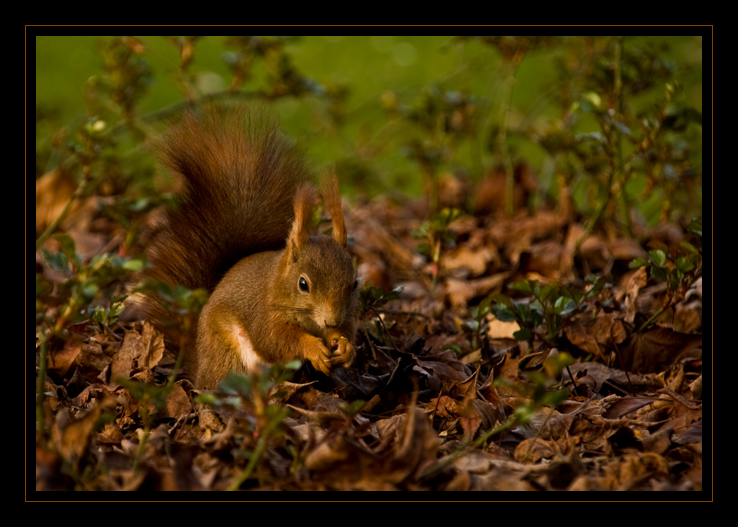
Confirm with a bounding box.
[133,104,358,389]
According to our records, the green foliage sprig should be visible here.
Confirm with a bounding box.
[412,207,461,294]
[38,234,147,334]
[490,275,608,347]
[35,234,147,440]
[195,362,301,490]
[629,216,702,331]
[358,283,404,318]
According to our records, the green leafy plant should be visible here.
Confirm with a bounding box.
[113,283,207,473]
[449,294,495,356]
[37,233,147,334]
[422,348,573,479]
[357,283,404,354]
[195,361,301,490]
[629,218,702,331]
[383,84,479,210]
[412,207,461,294]
[132,279,208,349]
[35,233,147,439]
[490,276,608,347]
[116,377,175,472]
[358,283,404,318]
[496,350,574,424]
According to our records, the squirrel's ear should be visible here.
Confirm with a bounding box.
[322,169,347,248]
[288,183,317,257]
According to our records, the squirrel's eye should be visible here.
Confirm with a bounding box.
[298,276,309,293]
[353,278,359,290]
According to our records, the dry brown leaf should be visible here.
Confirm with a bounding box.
[527,240,570,280]
[110,330,143,386]
[78,339,117,379]
[48,334,84,377]
[564,361,662,393]
[673,418,702,445]
[268,380,317,405]
[641,428,673,454]
[606,238,647,261]
[430,395,459,420]
[162,383,192,420]
[579,234,611,270]
[487,315,520,339]
[389,406,441,482]
[564,313,628,360]
[51,396,117,467]
[620,328,702,374]
[515,437,559,464]
[625,266,648,323]
[36,170,78,232]
[607,452,671,491]
[444,272,508,308]
[440,245,498,278]
[137,322,165,371]
[603,396,657,419]
[656,301,702,333]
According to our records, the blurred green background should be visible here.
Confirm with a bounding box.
[35,35,703,225]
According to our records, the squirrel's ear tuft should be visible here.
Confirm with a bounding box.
[322,169,347,247]
[288,183,317,253]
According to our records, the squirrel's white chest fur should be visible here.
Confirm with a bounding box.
[232,323,267,372]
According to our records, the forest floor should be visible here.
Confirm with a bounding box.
[34,176,705,494]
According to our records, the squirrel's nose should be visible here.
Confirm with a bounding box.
[322,304,345,328]
[323,312,342,328]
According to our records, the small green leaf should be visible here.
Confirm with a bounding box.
[613,120,632,136]
[561,299,577,317]
[53,233,77,259]
[578,91,602,113]
[195,393,218,405]
[516,303,534,323]
[283,360,302,371]
[650,266,667,281]
[674,256,695,274]
[416,242,431,256]
[490,293,514,308]
[688,217,702,238]
[679,241,699,255]
[509,280,534,293]
[492,303,517,322]
[648,250,667,268]
[123,258,145,271]
[41,248,70,273]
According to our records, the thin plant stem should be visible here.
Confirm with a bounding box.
[227,417,281,491]
[132,423,151,472]
[613,36,632,236]
[638,306,665,333]
[499,61,521,215]
[36,330,49,442]
[421,414,519,479]
[578,36,626,249]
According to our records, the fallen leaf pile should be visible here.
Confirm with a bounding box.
[34,176,705,493]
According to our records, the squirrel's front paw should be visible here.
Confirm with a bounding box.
[302,335,334,376]
[325,332,355,369]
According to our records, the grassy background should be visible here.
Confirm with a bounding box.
[35,34,704,222]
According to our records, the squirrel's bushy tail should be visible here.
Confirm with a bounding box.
[133,104,313,330]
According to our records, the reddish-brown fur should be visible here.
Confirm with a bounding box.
[133,104,357,389]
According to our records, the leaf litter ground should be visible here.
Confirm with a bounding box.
[34,187,704,493]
